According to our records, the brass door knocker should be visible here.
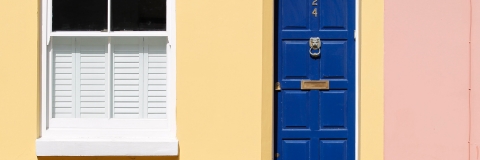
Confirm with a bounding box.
[309,37,321,58]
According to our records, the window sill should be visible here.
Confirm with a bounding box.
[36,137,178,156]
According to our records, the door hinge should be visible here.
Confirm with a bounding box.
[275,82,281,91]
[354,29,357,40]
[276,153,280,158]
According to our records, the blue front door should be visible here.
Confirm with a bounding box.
[275,0,355,159]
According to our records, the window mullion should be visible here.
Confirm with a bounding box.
[74,38,81,118]
[107,0,111,32]
[140,38,145,118]
[142,38,149,118]
[106,37,112,118]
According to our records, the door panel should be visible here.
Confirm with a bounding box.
[319,139,347,160]
[276,0,355,159]
[282,40,313,80]
[282,140,311,160]
[282,90,310,129]
[319,91,347,129]
[281,0,310,30]
[319,0,347,30]
[320,41,347,79]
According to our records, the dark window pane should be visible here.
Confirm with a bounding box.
[52,0,107,31]
[112,0,166,31]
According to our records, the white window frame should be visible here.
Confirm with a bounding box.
[37,0,178,156]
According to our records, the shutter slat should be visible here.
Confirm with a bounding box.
[114,114,140,118]
[81,97,105,101]
[114,91,140,96]
[80,108,106,113]
[147,97,167,102]
[148,114,167,119]
[114,97,140,101]
[81,80,106,84]
[54,108,73,113]
[115,108,140,113]
[147,85,167,91]
[114,102,140,107]
[147,108,167,113]
[55,74,73,79]
[114,85,140,90]
[81,74,106,79]
[55,113,73,118]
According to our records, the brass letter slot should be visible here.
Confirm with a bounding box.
[301,80,329,90]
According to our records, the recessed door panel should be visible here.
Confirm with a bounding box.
[282,140,311,160]
[281,0,310,30]
[282,40,311,80]
[319,0,347,30]
[320,91,347,129]
[319,139,347,160]
[320,41,347,79]
[282,91,311,130]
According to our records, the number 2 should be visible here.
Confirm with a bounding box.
[312,8,317,17]
[312,0,318,6]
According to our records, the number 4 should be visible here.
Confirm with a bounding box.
[312,8,317,17]
[312,0,318,5]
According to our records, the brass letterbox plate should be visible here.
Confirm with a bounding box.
[301,80,329,90]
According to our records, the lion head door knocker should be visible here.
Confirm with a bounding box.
[309,37,321,58]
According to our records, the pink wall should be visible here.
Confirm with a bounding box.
[385,0,472,159]
[470,0,480,159]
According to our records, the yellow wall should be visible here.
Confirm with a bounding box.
[359,0,384,159]
[0,0,40,159]
[0,0,383,160]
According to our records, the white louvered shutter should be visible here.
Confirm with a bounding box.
[144,37,168,119]
[53,37,167,119]
[76,38,108,118]
[112,38,144,118]
[53,37,76,118]
[53,37,108,118]
[112,37,168,119]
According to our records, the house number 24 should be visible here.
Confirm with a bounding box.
[312,0,318,17]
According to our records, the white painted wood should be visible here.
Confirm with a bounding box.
[39,0,178,155]
[355,0,359,159]
[145,37,169,119]
[36,138,178,156]
[107,0,111,32]
[52,37,75,118]
[50,32,168,37]
[49,119,167,129]
[48,38,53,121]
[107,37,112,118]
[77,38,109,118]
[166,0,177,135]
[112,37,143,118]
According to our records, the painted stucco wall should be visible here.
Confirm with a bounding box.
[360,0,384,159]
[470,0,480,159]
[0,0,384,160]
[385,0,472,159]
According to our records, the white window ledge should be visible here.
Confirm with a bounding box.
[36,137,178,156]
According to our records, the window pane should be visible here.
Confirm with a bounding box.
[52,0,107,31]
[111,0,167,31]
